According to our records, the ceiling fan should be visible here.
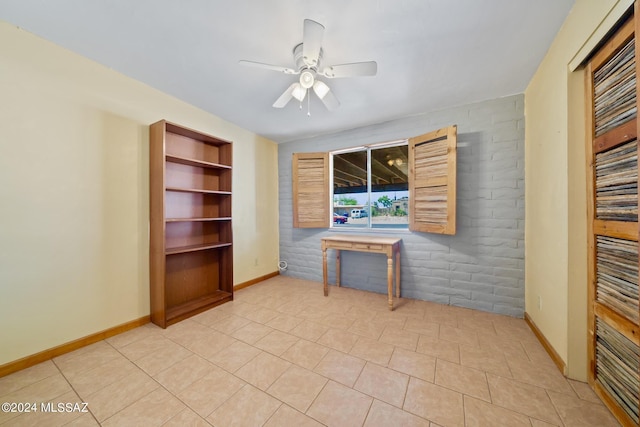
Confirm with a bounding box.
[239,19,377,114]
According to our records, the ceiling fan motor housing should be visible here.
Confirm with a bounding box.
[293,43,322,72]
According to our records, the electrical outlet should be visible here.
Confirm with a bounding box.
[538,296,542,310]
[254,257,258,267]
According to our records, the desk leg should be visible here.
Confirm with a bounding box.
[395,248,401,298]
[322,247,328,297]
[387,256,393,311]
[336,249,341,287]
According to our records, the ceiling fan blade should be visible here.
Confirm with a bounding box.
[302,19,324,67]
[273,83,303,108]
[321,61,377,78]
[313,81,340,111]
[320,90,340,111]
[239,60,298,74]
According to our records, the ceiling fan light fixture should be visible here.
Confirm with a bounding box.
[299,70,315,89]
[292,84,307,102]
[313,80,330,99]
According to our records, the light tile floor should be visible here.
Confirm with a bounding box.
[0,276,621,426]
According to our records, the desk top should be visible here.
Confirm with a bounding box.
[321,234,402,245]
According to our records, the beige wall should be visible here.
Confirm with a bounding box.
[525,0,622,380]
[0,22,279,365]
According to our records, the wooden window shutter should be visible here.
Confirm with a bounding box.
[408,125,457,234]
[292,152,330,228]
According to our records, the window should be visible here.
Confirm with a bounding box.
[292,125,457,234]
[332,141,409,229]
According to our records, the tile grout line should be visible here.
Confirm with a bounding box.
[461,387,467,427]
[158,330,265,421]
[300,378,330,426]
[359,396,375,427]
[544,388,569,427]
[158,317,319,423]
[51,346,116,426]
[393,346,413,417]
[99,339,169,425]
[137,334,235,424]
[105,332,232,424]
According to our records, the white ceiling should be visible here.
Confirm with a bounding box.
[0,1,574,143]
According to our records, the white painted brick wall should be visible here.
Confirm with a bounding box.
[278,94,525,317]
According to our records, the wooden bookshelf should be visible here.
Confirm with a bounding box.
[165,291,233,324]
[150,120,233,328]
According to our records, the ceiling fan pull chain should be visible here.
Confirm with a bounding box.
[307,88,311,117]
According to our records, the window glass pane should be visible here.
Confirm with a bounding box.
[370,145,409,228]
[333,150,368,228]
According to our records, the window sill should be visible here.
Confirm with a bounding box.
[327,226,411,234]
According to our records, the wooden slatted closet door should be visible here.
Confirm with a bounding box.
[586,9,640,427]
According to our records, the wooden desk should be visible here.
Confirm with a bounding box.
[321,234,402,311]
